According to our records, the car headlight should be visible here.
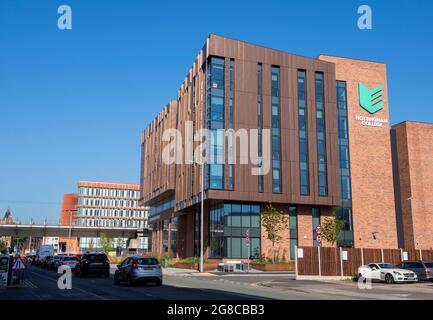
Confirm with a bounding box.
[393,271,402,275]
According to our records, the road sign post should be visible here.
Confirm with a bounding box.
[12,255,26,285]
[245,228,250,272]
[316,225,322,246]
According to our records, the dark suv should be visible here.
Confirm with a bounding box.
[397,261,433,281]
[75,253,110,278]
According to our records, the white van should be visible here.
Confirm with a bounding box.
[36,245,54,265]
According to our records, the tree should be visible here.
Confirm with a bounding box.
[100,233,114,253]
[320,212,346,246]
[0,241,7,254]
[260,202,289,263]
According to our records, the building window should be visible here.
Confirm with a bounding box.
[315,72,328,196]
[312,207,320,247]
[209,202,261,259]
[271,66,281,193]
[298,70,309,196]
[257,63,264,193]
[336,80,354,247]
[206,56,225,190]
[289,206,298,259]
[228,59,235,190]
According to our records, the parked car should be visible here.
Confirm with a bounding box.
[114,256,162,286]
[60,256,79,270]
[75,253,110,278]
[49,255,63,270]
[358,263,418,284]
[397,261,433,282]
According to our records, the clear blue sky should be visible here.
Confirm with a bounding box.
[0,0,432,223]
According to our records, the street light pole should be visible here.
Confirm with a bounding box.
[406,196,416,248]
[68,210,72,256]
[200,161,204,273]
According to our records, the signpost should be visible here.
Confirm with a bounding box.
[12,255,26,285]
[316,225,322,246]
[245,228,250,272]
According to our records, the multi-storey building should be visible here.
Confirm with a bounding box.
[140,35,398,260]
[60,181,149,252]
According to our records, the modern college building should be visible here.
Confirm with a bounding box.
[140,34,421,260]
[59,181,149,252]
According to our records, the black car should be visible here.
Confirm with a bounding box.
[42,256,53,269]
[75,253,110,278]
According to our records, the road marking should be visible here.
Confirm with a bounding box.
[26,269,110,300]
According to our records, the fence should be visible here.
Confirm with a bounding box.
[295,246,433,280]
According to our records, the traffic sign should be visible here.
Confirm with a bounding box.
[316,225,322,245]
[12,256,26,270]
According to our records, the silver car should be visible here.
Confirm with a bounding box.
[114,256,163,286]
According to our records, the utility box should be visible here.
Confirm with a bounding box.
[0,255,10,288]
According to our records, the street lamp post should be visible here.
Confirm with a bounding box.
[68,210,73,256]
[200,161,204,273]
[186,159,205,273]
[406,196,416,248]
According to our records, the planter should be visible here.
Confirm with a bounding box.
[174,262,219,271]
[252,263,295,272]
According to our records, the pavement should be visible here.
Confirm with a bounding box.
[2,264,433,300]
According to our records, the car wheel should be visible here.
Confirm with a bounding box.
[156,279,163,286]
[385,274,394,284]
[114,274,120,285]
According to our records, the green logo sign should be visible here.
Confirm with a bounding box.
[358,82,384,114]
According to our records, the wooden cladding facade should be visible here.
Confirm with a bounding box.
[140,34,341,212]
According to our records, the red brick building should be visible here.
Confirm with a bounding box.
[391,122,433,250]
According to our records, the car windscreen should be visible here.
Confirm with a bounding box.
[87,254,108,262]
[424,262,433,268]
[136,258,159,265]
[63,257,78,261]
[407,262,424,268]
[378,263,395,269]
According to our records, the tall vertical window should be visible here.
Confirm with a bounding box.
[228,59,234,190]
[298,70,309,196]
[271,66,281,193]
[336,81,354,247]
[312,207,320,247]
[206,57,225,189]
[257,64,264,193]
[315,72,328,196]
[289,206,298,259]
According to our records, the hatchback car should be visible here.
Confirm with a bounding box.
[114,256,162,286]
[49,255,63,270]
[75,253,110,278]
[397,261,433,281]
[60,256,79,270]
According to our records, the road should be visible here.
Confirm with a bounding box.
[2,265,433,300]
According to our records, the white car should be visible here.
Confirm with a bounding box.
[358,263,418,284]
